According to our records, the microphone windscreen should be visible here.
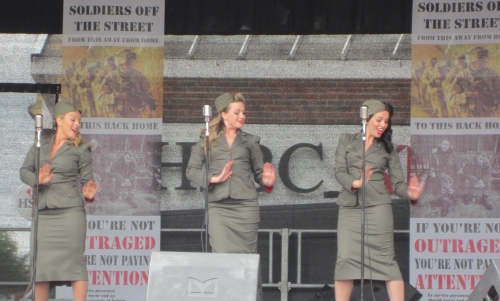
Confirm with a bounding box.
[360,106,368,119]
[35,114,43,128]
[203,105,212,118]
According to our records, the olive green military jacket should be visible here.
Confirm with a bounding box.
[20,137,94,210]
[335,133,410,207]
[186,130,265,202]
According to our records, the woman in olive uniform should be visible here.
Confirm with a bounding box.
[20,100,98,301]
[186,92,275,254]
[334,99,424,301]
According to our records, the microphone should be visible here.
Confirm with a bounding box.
[203,105,211,136]
[203,105,212,120]
[35,115,43,148]
[360,106,368,140]
[360,105,368,120]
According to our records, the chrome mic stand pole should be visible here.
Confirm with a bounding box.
[202,105,211,252]
[31,114,43,301]
[359,106,368,301]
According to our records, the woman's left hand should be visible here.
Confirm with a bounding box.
[82,180,99,200]
[262,162,276,187]
[407,176,425,201]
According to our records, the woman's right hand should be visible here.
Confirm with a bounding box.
[210,160,234,184]
[351,165,373,189]
[38,163,53,185]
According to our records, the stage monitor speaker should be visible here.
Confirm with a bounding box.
[350,280,422,301]
[146,251,260,301]
[467,259,500,301]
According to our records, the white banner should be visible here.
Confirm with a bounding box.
[410,218,500,301]
[412,1,500,45]
[63,0,164,47]
[61,0,164,300]
[411,1,500,300]
[57,216,161,300]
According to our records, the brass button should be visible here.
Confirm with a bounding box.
[358,169,362,173]
[68,194,71,197]
[227,152,231,155]
[379,190,382,193]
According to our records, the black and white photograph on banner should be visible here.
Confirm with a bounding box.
[410,135,500,218]
[82,134,162,216]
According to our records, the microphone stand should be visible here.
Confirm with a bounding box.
[202,105,211,252]
[360,107,368,301]
[31,114,43,301]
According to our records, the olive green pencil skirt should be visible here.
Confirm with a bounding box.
[31,206,88,286]
[208,198,260,254]
[334,203,403,281]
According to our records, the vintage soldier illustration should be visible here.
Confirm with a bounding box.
[427,61,448,118]
[420,57,438,108]
[61,47,161,118]
[94,56,116,117]
[62,62,76,100]
[411,45,500,118]
[412,61,426,102]
[70,58,87,108]
[100,49,157,118]
[462,46,500,117]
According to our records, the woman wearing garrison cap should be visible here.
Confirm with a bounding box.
[186,92,275,254]
[334,99,425,301]
[20,100,98,301]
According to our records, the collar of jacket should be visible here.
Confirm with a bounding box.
[351,132,384,156]
[42,136,73,161]
[218,129,249,150]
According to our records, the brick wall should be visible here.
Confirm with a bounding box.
[163,78,412,125]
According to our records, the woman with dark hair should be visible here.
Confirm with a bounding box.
[20,100,98,301]
[186,92,275,254]
[334,99,424,301]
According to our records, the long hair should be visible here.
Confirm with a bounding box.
[369,102,394,154]
[54,112,86,147]
[201,93,245,151]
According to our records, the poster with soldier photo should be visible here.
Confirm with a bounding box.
[60,46,163,119]
[410,3,500,300]
[82,134,162,216]
[60,0,164,300]
[411,44,500,119]
[410,135,500,219]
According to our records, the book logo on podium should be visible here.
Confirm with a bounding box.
[187,278,218,296]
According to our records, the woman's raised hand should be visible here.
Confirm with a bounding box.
[211,160,234,183]
[262,162,276,187]
[407,176,425,201]
[352,165,373,189]
[82,180,99,200]
[38,163,53,185]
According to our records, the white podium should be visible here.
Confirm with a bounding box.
[467,259,500,301]
[147,251,261,301]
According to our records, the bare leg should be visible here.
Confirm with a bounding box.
[335,280,354,301]
[34,281,50,301]
[72,280,88,301]
[386,280,404,301]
